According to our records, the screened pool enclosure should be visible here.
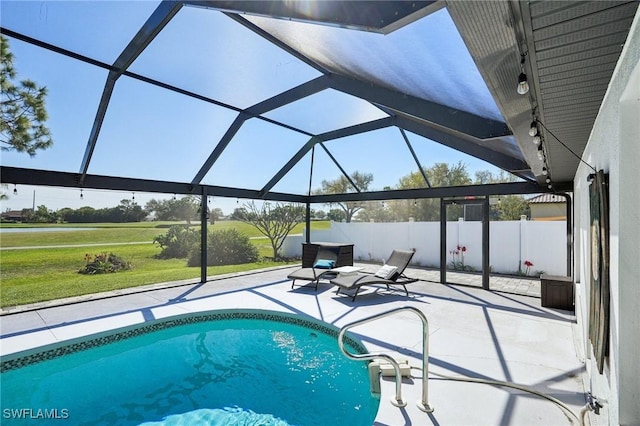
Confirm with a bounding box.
[2,1,636,279]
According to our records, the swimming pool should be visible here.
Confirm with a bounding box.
[0,310,379,426]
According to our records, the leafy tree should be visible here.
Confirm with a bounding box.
[57,207,73,222]
[494,195,530,220]
[313,209,326,220]
[210,207,224,224]
[145,196,198,223]
[473,169,529,220]
[326,208,346,222]
[391,162,472,221]
[66,206,97,223]
[237,201,305,259]
[20,208,34,222]
[356,201,394,222]
[110,199,145,222]
[229,207,248,221]
[315,171,373,222]
[1,35,53,156]
[32,204,57,223]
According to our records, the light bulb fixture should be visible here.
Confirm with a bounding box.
[132,192,135,201]
[537,145,544,161]
[542,167,548,175]
[529,121,538,137]
[545,178,551,184]
[517,54,529,95]
[13,184,17,195]
[80,189,84,199]
[532,135,541,146]
[517,73,529,95]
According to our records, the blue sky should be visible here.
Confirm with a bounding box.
[1,1,507,216]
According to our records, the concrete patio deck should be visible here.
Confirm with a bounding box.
[0,265,588,425]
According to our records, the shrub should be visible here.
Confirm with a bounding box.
[188,228,259,267]
[153,225,199,258]
[79,252,132,275]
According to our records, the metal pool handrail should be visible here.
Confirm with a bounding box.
[338,306,433,413]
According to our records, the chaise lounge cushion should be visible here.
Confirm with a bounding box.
[313,259,336,269]
[288,247,340,291]
[331,249,417,301]
[374,264,398,280]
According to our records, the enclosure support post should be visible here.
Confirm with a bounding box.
[482,196,490,290]
[200,187,208,283]
[440,198,446,284]
[305,202,311,244]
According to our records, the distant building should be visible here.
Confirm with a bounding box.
[1,210,27,222]
[527,194,567,221]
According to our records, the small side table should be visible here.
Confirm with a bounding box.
[540,275,574,310]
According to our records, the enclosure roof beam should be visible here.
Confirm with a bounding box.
[308,181,570,203]
[316,143,362,193]
[246,76,330,115]
[259,137,320,197]
[400,128,431,188]
[327,73,512,140]
[191,112,250,185]
[79,1,183,183]
[220,13,333,75]
[315,117,395,142]
[1,166,306,203]
[395,115,530,175]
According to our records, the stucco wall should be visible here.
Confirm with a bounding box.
[574,9,640,425]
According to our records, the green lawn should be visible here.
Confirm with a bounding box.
[0,220,330,308]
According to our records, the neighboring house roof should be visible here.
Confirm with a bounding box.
[1,210,25,217]
[527,194,567,204]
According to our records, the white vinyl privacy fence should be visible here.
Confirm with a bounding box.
[282,219,567,276]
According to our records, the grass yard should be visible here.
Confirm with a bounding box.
[0,220,330,308]
[0,244,288,308]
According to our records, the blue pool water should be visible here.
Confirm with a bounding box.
[0,310,379,426]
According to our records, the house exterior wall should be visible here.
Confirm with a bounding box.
[574,10,640,425]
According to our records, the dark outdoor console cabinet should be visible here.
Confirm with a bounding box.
[302,242,354,268]
[541,275,574,310]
